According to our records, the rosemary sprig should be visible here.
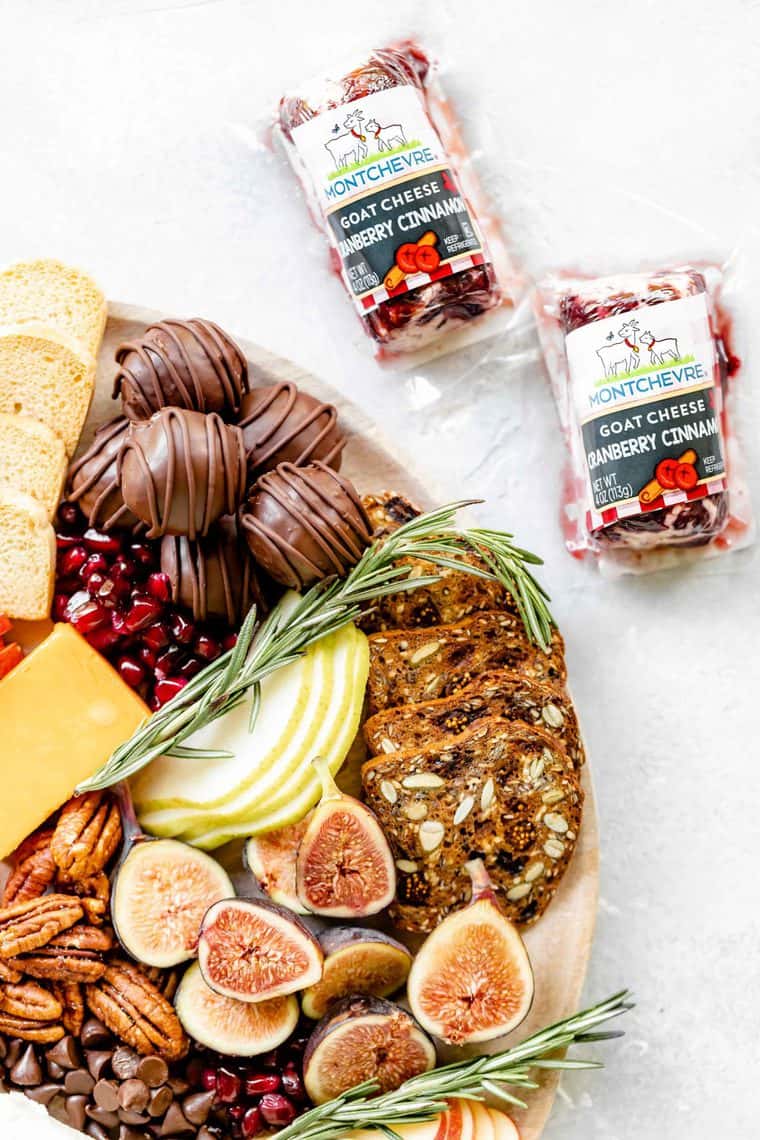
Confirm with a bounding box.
[78,501,554,792]
[271,990,632,1140]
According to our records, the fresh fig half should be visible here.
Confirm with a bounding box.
[407,859,534,1045]
[175,962,299,1056]
[301,926,413,1021]
[198,897,323,1002]
[296,756,396,917]
[111,838,234,968]
[303,995,436,1104]
[244,817,312,915]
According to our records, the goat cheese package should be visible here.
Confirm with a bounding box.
[277,41,523,360]
[534,264,754,574]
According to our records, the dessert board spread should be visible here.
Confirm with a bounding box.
[0,282,612,1140]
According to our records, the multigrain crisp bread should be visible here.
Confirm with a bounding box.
[363,668,584,769]
[366,611,566,714]
[362,717,583,932]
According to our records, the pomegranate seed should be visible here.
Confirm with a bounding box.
[200,1067,217,1092]
[129,541,155,566]
[85,572,107,596]
[179,657,204,680]
[118,656,146,689]
[155,645,184,678]
[242,1106,263,1138]
[170,613,195,645]
[83,528,122,555]
[141,620,170,651]
[86,628,123,653]
[245,1073,281,1097]
[69,600,109,634]
[52,593,70,621]
[195,633,221,661]
[80,553,108,581]
[125,594,164,633]
[280,1066,305,1101]
[259,1093,297,1127]
[111,610,129,635]
[58,502,82,529]
[59,545,88,576]
[56,531,81,550]
[137,644,157,669]
[147,572,171,601]
[215,1069,242,1104]
[222,633,239,652]
[153,677,188,706]
[111,556,136,581]
[64,589,92,619]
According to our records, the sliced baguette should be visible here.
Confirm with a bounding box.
[0,412,67,519]
[0,488,55,620]
[0,258,106,360]
[0,323,95,454]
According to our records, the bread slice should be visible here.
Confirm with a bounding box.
[363,668,584,769]
[0,324,95,455]
[0,489,55,619]
[0,259,106,361]
[0,413,67,519]
[366,611,566,713]
[362,716,583,931]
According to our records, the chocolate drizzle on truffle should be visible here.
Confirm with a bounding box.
[239,461,372,589]
[161,517,263,624]
[238,382,345,476]
[114,319,249,421]
[67,417,140,531]
[119,408,247,540]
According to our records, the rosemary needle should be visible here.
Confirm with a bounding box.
[78,500,554,792]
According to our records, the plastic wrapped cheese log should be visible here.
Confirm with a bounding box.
[535,264,754,574]
[278,42,517,358]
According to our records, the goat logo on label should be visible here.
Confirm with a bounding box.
[596,320,642,378]
[325,110,407,169]
[639,329,680,366]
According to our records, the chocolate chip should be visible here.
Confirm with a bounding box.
[182,1090,216,1125]
[148,1085,174,1117]
[80,1017,112,1048]
[5,1040,23,1069]
[112,1044,141,1080]
[86,1122,111,1140]
[119,1108,151,1125]
[137,1053,169,1087]
[47,1035,82,1070]
[93,1076,121,1111]
[24,1082,63,1105]
[65,1067,96,1095]
[87,1104,120,1128]
[11,1043,43,1086]
[160,1101,194,1135]
[65,1092,89,1131]
[198,1128,219,1140]
[47,1060,66,1080]
[86,1049,113,1081]
[119,1076,150,1112]
[120,1128,152,1140]
[168,1076,190,1096]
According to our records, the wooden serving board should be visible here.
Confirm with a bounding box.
[19,304,600,1140]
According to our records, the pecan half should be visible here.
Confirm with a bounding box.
[0,1014,64,1043]
[51,793,122,881]
[86,960,188,1061]
[0,957,22,983]
[51,979,86,1037]
[2,829,57,906]
[59,870,110,925]
[0,979,62,1021]
[16,924,113,982]
[0,895,84,958]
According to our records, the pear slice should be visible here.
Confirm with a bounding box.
[188,626,368,848]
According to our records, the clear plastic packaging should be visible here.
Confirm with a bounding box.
[276,41,522,362]
[534,263,754,574]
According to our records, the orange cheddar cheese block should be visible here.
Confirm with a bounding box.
[0,623,147,859]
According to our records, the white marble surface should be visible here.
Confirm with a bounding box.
[1,1,759,1135]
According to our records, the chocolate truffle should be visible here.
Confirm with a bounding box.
[238,382,345,476]
[67,416,140,531]
[114,318,249,421]
[161,516,264,624]
[239,461,372,589]
[119,408,247,539]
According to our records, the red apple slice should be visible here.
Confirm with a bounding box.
[468,1100,495,1140]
